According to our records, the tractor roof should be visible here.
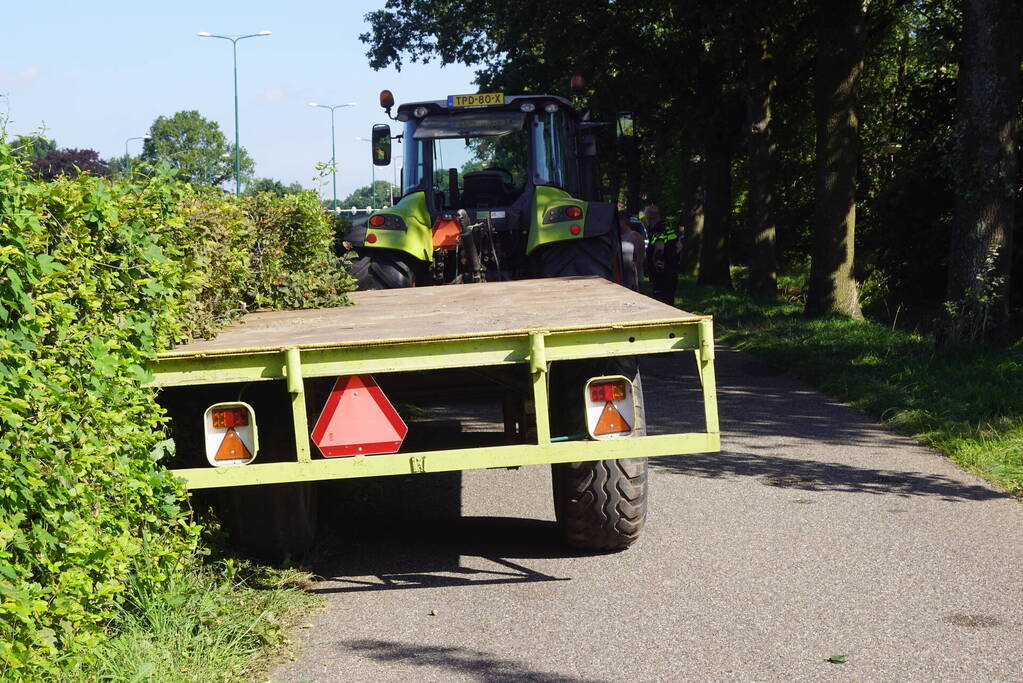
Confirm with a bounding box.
[395,94,575,120]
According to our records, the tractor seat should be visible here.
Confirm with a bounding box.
[461,170,516,208]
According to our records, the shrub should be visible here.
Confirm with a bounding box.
[0,142,353,677]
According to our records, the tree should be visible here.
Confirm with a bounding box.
[745,28,778,297]
[31,148,110,180]
[246,177,305,197]
[140,111,254,187]
[10,135,56,164]
[939,0,1020,344]
[340,180,397,209]
[805,0,865,319]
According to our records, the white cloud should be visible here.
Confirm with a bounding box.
[260,86,286,104]
[0,67,42,88]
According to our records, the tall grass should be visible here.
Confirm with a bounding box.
[66,561,318,682]
[675,276,1023,495]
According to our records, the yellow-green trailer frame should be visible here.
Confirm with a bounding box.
[147,280,720,489]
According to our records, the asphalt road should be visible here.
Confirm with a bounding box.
[272,348,1023,682]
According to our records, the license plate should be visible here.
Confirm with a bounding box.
[447,93,505,108]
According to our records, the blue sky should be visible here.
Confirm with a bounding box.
[1,0,478,199]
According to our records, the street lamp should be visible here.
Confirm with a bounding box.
[354,136,385,205]
[124,135,150,177]
[308,102,356,212]
[196,30,271,195]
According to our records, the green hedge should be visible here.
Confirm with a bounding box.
[0,142,353,677]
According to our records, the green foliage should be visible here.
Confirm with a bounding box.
[246,177,306,197]
[66,559,319,682]
[0,138,353,678]
[676,276,1023,495]
[141,111,255,187]
[8,135,57,164]
[340,180,396,209]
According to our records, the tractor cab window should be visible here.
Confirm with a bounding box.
[404,112,528,210]
[531,110,578,192]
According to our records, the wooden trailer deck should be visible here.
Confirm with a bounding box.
[160,276,703,358]
[148,277,719,489]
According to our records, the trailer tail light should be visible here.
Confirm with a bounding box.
[589,380,626,403]
[211,407,249,428]
[204,402,258,467]
[584,376,636,440]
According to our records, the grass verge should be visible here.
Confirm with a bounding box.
[65,558,320,682]
[675,276,1023,495]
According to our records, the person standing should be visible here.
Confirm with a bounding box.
[619,212,646,290]
[644,204,680,305]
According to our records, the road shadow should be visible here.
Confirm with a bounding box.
[339,638,610,683]
[651,450,1006,502]
[309,515,578,595]
[640,348,968,453]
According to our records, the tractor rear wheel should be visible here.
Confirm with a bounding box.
[352,249,415,289]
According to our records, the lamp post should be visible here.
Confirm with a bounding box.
[124,135,150,177]
[354,136,389,205]
[308,102,356,212]
[196,30,271,195]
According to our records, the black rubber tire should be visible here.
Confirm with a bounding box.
[216,482,318,563]
[529,228,620,282]
[549,359,648,551]
[352,249,415,289]
[533,232,647,551]
[552,454,648,551]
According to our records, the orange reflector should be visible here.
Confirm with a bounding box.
[570,224,581,235]
[566,206,582,218]
[211,407,249,429]
[215,427,253,461]
[593,401,632,436]
[369,215,386,226]
[589,380,626,402]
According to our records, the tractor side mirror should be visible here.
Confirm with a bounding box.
[372,124,391,166]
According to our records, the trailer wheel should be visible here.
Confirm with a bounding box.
[548,357,648,551]
[552,454,648,551]
[534,234,647,551]
[217,482,318,563]
[352,249,415,289]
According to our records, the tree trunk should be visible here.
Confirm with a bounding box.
[939,0,1020,345]
[745,32,778,298]
[680,155,704,277]
[698,108,734,289]
[805,0,865,319]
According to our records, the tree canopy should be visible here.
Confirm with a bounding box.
[140,110,255,187]
[361,0,1022,344]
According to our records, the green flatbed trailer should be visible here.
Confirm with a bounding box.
[148,276,719,551]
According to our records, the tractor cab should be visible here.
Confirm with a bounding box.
[355,89,614,286]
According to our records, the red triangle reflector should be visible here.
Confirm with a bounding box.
[594,401,632,436]
[215,427,253,461]
[311,375,408,458]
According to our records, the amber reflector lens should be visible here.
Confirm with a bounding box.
[566,206,582,218]
[212,407,249,429]
[369,215,386,226]
[589,381,626,402]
